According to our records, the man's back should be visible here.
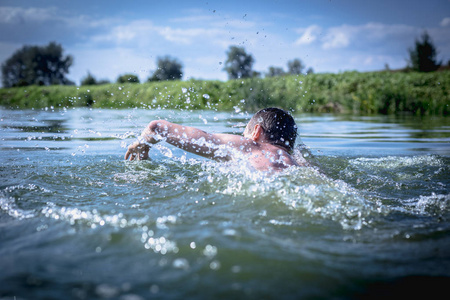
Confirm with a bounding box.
[247,142,299,171]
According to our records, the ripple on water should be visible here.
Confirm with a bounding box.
[337,155,449,212]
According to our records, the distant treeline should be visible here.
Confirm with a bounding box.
[1,71,448,115]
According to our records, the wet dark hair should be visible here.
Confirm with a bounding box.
[247,107,298,152]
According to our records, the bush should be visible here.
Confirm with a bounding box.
[1,71,449,116]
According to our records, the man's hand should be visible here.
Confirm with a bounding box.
[125,142,151,161]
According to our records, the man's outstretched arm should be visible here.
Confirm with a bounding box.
[125,120,248,161]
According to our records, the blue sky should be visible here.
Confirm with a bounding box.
[1,0,449,85]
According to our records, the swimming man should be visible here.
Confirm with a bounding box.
[125,107,301,172]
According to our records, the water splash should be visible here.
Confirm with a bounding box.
[132,148,383,230]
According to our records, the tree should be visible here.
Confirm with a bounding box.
[287,59,304,75]
[81,72,97,85]
[224,46,255,79]
[117,73,140,84]
[80,72,110,85]
[266,66,285,77]
[408,31,441,72]
[1,42,73,87]
[252,71,262,78]
[148,56,183,81]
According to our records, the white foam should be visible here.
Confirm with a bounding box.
[402,193,450,215]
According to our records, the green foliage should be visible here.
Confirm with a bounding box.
[266,66,285,77]
[0,71,448,116]
[1,42,74,88]
[80,72,110,86]
[148,56,183,81]
[266,59,312,78]
[287,59,304,75]
[408,31,442,72]
[224,46,255,80]
[117,74,140,84]
[81,72,97,86]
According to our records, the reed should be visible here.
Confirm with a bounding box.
[1,71,448,115]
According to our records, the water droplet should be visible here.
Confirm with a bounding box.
[173,258,189,269]
[96,284,119,298]
[203,244,217,257]
[210,260,221,270]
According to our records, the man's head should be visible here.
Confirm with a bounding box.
[244,107,297,152]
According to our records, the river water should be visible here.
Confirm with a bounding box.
[1,107,449,299]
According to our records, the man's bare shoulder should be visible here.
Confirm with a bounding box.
[211,133,248,144]
[189,132,300,171]
[246,143,300,172]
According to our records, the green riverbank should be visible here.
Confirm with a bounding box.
[1,71,448,115]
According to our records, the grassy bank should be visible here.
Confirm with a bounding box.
[1,71,448,115]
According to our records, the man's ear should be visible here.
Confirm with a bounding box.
[251,124,263,141]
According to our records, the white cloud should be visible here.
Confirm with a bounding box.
[215,19,257,29]
[362,22,416,39]
[288,22,428,73]
[156,26,224,45]
[169,15,215,24]
[440,17,450,27]
[0,6,112,29]
[322,26,351,49]
[88,19,219,47]
[295,25,321,45]
[90,20,154,44]
[0,6,59,23]
[294,22,417,51]
[87,13,260,51]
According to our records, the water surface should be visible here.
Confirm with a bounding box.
[1,108,449,299]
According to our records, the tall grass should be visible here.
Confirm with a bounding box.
[1,71,448,115]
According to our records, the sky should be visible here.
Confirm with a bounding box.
[0,0,449,85]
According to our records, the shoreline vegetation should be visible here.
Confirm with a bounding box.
[0,70,448,115]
